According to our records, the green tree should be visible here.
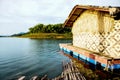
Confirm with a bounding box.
[28,23,71,34]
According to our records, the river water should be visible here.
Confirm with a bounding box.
[0,37,71,80]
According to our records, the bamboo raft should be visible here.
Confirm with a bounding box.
[52,61,86,80]
[18,61,86,80]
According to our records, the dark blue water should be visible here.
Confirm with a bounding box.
[0,38,71,80]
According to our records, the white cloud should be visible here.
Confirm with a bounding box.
[0,0,120,35]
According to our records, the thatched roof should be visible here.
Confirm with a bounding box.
[63,5,120,27]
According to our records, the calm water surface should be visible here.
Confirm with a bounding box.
[0,37,71,80]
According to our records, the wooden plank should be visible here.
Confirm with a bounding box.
[18,76,25,80]
[41,75,47,80]
[30,76,38,80]
[57,60,86,80]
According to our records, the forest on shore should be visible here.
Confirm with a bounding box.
[12,23,72,39]
[28,23,71,33]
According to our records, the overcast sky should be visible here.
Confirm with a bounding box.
[0,0,120,35]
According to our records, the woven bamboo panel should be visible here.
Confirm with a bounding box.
[72,9,120,58]
[103,21,120,57]
[72,10,98,34]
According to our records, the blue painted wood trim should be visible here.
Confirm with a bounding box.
[60,47,120,69]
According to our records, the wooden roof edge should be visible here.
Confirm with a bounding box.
[63,5,80,27]
[63,5,120,27]
[62,19,69,27]
[67,5,109,18]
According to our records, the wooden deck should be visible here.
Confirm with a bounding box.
[18,61,86,80]
[59,43,120,70]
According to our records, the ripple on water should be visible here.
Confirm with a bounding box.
[0,38,71,80]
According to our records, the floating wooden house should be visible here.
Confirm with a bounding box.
[60,5,120,71]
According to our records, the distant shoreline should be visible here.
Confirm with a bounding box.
[17,33,72,39]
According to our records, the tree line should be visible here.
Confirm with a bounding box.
[28,23,71,33]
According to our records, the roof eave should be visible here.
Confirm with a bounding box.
[63,5,110,27]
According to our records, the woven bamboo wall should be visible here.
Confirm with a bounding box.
[103,21,120,57]
[72,10,120,58]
